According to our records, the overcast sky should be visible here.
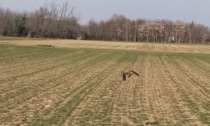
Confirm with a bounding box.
[0,0,209,27]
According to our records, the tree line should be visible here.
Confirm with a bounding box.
[83,14,210,44]
[0,2,80,39]
[0,2,210,44]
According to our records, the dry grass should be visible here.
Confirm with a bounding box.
[0,40,210,125]
[1,38,210,54]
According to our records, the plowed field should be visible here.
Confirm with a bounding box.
[0,41,210,125]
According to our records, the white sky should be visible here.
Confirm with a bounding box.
[0,0,209,27]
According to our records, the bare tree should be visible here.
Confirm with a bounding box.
[138,23,152,42]
[26,1,80,38]
[1,4,210,44]
[173,20,186,43]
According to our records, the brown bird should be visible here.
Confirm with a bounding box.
[122,70,139,81]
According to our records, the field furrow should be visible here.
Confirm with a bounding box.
[162,56,210,124]
[27,53,125,126]
[0,51,117,124]
[0,43,210,125]
[0,51,106,94]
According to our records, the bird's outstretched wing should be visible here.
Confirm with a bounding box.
[131,70,139,76]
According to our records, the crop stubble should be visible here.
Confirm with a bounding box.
[0,43,210,125]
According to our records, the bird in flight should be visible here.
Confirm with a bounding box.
[122,70,139,81]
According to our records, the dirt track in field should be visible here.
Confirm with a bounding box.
[0,43,210,125]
